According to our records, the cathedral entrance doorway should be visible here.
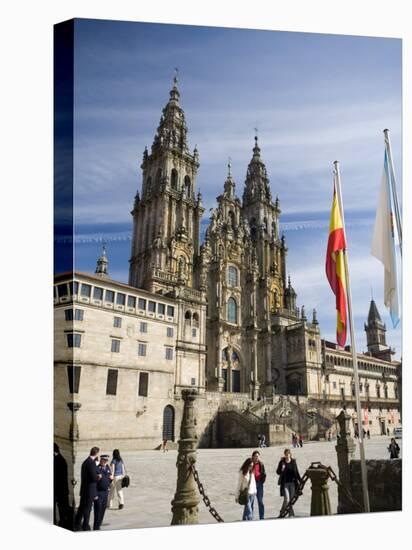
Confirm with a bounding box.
[162,405,175,442]
[221,347,241,393]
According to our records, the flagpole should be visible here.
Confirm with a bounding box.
[383,129,402,256]
[333,160,371,513]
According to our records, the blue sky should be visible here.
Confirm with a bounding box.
[72,18,402,357]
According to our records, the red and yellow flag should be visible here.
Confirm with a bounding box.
[326,182,347,347]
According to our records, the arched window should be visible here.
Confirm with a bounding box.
[192,313,199,328]
[228,266,238,287]
[227,297,237,324]
[184,175,191,198]
[171,169,178,190]
[228,211,235,229]
[185,310,191,325]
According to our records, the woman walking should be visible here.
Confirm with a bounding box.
[235,458,257,521]
[276,448,302,517]
[109,449,126,510]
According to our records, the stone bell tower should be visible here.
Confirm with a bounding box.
[129,74,204,293]
[364,299,393,361]
[242,135,286,315]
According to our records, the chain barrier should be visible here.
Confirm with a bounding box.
[277,471,309,518]
[327,465,363,513]
[277,461,363,518]
[184,456,225,523]
[182,457,362,522]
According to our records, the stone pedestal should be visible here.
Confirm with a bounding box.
[335,410,356,513]
[307,465,332,516]
[171,389,200,525]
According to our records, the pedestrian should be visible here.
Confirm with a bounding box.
[388,438,400,459]
[327,431,331,442]
[291,433,296,448]
[109,449,126,509]
[251,450,266,519]
[260,434,266,448]
[93,454,114,530]
[299,434,303,448]
[387,427,390,437]
[276,448,302,517]
[53,443,71,528]
[367,429,370,439]
[74,446,100,531]
[162,439,168,452]
[257,434,262,447]
[235,458,257,521]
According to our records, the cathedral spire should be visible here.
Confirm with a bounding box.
[243,133,271,205]
[148,72,189,156]
[169,67,180,104]
[224,157,236,198]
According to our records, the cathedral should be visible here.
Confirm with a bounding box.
[128,75,321,400]
[54,76,401,458]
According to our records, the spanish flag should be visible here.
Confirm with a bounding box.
[326,178,347,347]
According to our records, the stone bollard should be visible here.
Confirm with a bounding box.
[335,410,356,513]
[306,463,332,516]
[171,389,200,525]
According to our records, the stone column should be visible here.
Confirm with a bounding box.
[335,410,356,513]
[171,389,200,524]
[265,333,272,396]
[252,334,259,399]
[307,464,332,516]
[67,401,81,513]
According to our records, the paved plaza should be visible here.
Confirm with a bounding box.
[97,437,401,531]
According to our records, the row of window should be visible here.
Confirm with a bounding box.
[64,311,199,340]
[56,283,175,317]
[325,354,396,374]
[65,310,179,337]
[67,365,149,397]
[67,333,174,360]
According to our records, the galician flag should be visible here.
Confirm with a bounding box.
[371,149,400,328]
[326,176,347,347]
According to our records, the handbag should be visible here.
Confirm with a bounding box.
[121,475,130,488]
[238,472,252,505]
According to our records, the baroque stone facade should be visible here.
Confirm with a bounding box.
[54,78,401,456]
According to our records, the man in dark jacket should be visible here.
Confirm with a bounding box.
[251,450,266,519]
[93,455,113,530]
[53,443,71,528]
[74,446,100,531]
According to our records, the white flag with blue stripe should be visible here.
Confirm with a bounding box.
[371,149,400,327]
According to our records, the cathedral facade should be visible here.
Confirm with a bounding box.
[54,78,401,459]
